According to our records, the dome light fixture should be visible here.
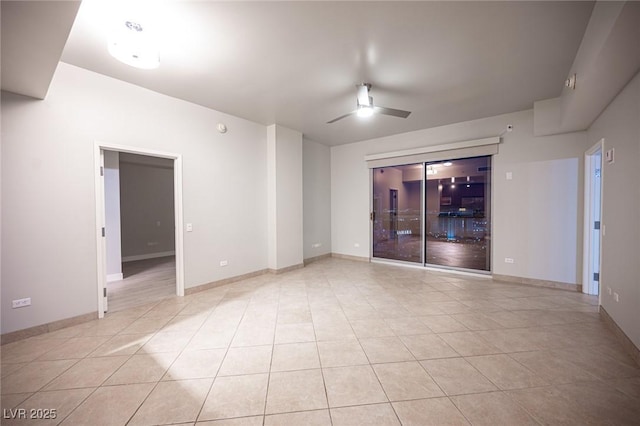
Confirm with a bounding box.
[108,20,160,69]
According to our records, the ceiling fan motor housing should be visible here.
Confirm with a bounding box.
[356,84,372,107]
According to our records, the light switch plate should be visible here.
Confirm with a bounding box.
[605,148,615,164]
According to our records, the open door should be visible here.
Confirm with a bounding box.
[97,149,108,314]
[583,140,603,296]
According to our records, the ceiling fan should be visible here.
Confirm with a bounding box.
[327,83,411,124]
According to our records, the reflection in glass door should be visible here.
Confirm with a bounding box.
[372,164,423,263]
[425,156,491,271]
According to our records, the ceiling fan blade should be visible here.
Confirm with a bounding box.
[326,111,356,124]
[374,106,411,118]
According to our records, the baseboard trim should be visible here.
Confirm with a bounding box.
[600,306,640,367]
[1,311,98,346]
[492,274,581,292]
[304,253,331,265]
[184,269,269,295]
[107,273,124,282]
[331,253,370,263]
[269,263,305,274]
[122,251,175,263]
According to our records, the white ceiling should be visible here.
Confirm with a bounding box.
[1,1,81,99]
[36,2,597,146]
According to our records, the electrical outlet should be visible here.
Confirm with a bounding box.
[354,243,360,248]
[614,292,619,302]
[608,287,612,295]
[186,223,193,232]
[312,243,322,248]
[12,298,31,309]
[220,260,228,267]
[506,172,513,180]
[504,257,514,264]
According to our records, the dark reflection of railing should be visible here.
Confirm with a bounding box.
[427,213,488,243]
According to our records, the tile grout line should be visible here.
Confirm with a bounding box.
[260,281,281,425]
[309,272,334,426]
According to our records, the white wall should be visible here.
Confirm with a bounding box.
[331,109,586,284]
[266,124,304,270]
[303,138,331,260]
[267,126,277,269]
[1,63,268,334]
[587,71,640,349]
[119,156,175,260]
[103,150,122,280]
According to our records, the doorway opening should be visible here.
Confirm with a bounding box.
[583,140,603,296]
[95,142,184,318]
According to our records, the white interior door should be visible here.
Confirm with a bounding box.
[99,149,109,312]
[583,141,603,296]
[589,151,602,295]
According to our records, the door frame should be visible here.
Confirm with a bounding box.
[94,141,185,318]
[582,138,603,297]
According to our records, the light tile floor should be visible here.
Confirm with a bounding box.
[107,256,176,313]
[2,258,639,425]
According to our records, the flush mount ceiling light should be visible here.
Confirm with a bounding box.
[108,20,160,69]
[443,161,453,167]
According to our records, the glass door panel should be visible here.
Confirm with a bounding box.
[372,164,423,263]
[425,156,491,271]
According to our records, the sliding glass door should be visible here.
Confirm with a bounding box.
[372,156,491,272]
[424,156,491,271]
[372,164,423,263]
